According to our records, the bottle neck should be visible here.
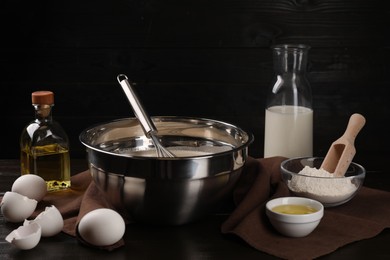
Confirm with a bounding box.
[272,44,309,74]
[34,104,53,122]
[267,44,312,109]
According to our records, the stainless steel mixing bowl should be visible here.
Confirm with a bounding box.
[79,116,253,225]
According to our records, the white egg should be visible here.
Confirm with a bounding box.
[77,208,125,246]
[1,192,37,223]
[24,205,64,237]
[12,174,47,201]
[5,222,42,250]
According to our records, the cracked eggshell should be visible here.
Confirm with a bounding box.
[24,205,64,237]
[5,222,41,250]
[11,174,47,201]
[0,192,37,223]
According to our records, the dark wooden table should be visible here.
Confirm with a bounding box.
[1,159,389,260]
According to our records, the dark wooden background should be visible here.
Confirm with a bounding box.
[1,0,389,172]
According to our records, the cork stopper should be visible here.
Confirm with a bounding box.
[32,91,54,105]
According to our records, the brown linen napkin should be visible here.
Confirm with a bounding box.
[221,156,390,260]
[31,170,125,251]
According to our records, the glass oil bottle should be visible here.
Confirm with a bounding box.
[20,90,71,191]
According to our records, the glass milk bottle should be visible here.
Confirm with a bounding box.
[264,44,313,158]
[20,90,71,191]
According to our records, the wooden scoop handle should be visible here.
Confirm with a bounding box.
[341,113,366,144]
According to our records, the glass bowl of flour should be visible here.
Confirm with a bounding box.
[280,157,366,207]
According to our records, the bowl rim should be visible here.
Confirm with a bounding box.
[280,156,366,179]
[265,196,324,223]
[79,116,254,160]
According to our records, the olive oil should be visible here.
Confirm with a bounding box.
[272,204,317,215]
[21,144,71,191]
[20,91,71,192]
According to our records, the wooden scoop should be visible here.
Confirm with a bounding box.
[321,113,366,177]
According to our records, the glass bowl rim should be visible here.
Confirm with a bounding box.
[280,156,366,179]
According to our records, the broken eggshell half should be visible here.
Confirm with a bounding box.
[5,222,42,250]
[24,205,64,237]
[0,191,37,223]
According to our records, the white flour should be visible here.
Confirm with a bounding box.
[288,166,358,204]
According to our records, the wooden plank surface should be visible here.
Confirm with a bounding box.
[0,0,389,173]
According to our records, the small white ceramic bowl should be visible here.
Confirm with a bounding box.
[280,157,365,207]
[265,196,324,237]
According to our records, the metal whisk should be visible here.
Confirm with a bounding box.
[117,74,176,158]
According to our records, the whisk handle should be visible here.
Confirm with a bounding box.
[117,74,157,136]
